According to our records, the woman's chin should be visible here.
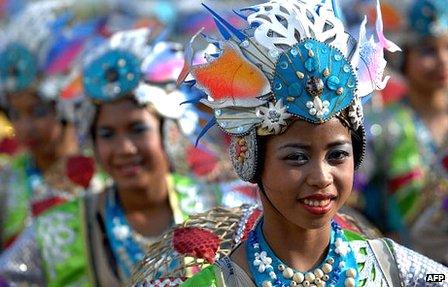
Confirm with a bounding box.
[115,178,148,192]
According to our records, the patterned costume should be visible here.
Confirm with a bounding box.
[135,0,447,286]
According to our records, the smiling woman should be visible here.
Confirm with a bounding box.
[172,0,448,286]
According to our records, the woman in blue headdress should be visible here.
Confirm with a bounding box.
[0,1,98,252]
[168,0,447,286]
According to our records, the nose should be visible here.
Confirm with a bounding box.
[115,135,138,155]
[306,160,333,189]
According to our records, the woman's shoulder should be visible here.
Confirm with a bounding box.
[383,238,448,286]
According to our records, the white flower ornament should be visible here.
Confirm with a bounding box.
[112,224,131,241]
[334,238,351,256]
[253,251,273,273]
[306,97,330,119]
[256,100,291,134]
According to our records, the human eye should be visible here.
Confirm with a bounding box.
[8,109,19,121]
[32,104,51,118]
[96,128,114,140]
[417,45,436,57]
[327,149,351,163]
[283,152,309,166]
[131,122,151,135]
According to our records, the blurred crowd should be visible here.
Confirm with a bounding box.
[0,0,446,286]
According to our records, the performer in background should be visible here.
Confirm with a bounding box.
[0,0,100,252]
[356,0,448,263]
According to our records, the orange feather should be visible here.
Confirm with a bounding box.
[192,43,269,101]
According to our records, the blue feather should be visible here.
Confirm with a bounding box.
[195,118,217,147]
[202,3,247,42]
[232,9,247,21]
[180,94,206,105]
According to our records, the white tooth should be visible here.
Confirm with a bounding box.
[320,200,326,207]
[313,201,319,207]
[304,199,310,205]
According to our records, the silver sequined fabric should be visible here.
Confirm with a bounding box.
[0,224,45,286]
[388,239,448,286]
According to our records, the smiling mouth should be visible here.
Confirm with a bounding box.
[114,158,144,176]
[297,194,337,215]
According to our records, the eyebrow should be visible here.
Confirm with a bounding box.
[279,140,351,150]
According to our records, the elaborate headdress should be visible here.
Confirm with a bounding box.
[178,0,400,182]
[0,0,110,124]
[81,28,204,136]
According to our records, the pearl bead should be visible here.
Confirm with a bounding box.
[346,268,357,278]
[322,263,332,273]
[278,264,286,271]
[322,274,330,281]
[326,257,334,264]
[283,267,294,279]
[303,281,310,287]
[317,281,326,287]
[344,278,355,287]
[293,272,305,283]
[314,269,324,278]
[263,281,273,287]
[315,278,322,284]
[290,281,298,287]
[305,272,315,282]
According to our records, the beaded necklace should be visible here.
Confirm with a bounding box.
[105,188,151,279]
[247,219,358,287]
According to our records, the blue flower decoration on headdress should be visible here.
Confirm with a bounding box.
[83,49,141,102]
[272,39,357,123]
[409,0,448,37]
[0,43,37,92]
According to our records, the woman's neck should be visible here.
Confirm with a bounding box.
[262,211,331,272]
[408,86,448,145]
[32,149,58,173]
[117,178,173,237]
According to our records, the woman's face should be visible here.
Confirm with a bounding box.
[406,35,448,91]
[7,90,62,154]
[95,98,169,193]
[260,118,354,230]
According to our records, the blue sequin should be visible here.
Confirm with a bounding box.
[290,47,299,56]
[305,58,318,72]
[327,76,340,91]
[279,61,288,69]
